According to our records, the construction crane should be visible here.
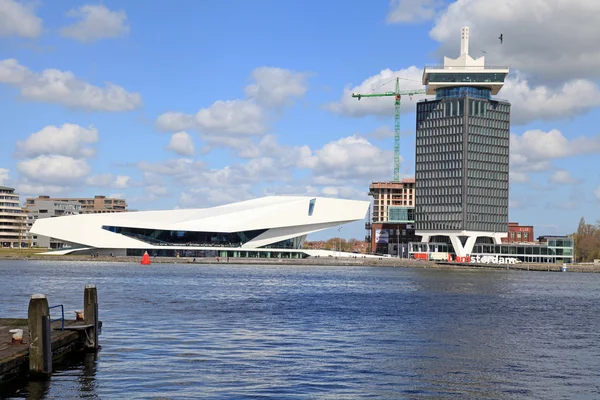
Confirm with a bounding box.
[352,77,425,182]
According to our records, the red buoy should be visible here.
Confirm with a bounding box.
[140,251,151,265]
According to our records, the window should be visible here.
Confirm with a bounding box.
[308,198,316,216]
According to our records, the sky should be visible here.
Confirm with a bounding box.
[1,0,600,241]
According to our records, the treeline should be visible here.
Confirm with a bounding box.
[574,217,600,262]
[303,238,368,253]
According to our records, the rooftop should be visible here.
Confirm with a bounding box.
[422,26,509,96]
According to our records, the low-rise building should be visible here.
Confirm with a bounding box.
[502,222,534,243]
[25,200,81,248]
[26,195,128,214]
[0,186,28,248]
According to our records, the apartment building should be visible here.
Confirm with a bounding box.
[26,195,128,214]
[0,186,28,248]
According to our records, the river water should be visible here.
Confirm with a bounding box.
[1,260,599,399]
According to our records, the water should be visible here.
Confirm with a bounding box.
[1,260,600,399]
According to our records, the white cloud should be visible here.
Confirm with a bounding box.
[165,131,195,156]
[85,173,131,189]
[16,123,98,158]
[156,66,313,152]
[429,0,600,83]
[236,135,312,168]
[367,126,395,139]
[550,170,580,185]
[244,67,311,107]
[595,187,600,202]
[326,65,600,125]
[0,168,10,185]
[386,0,442,23]
[512,129,600,162]
[156,99,266,137]
[0,0,42,38]
[16,182,70,196]
[61,4,129,42]
[299,135,394,184]
[137,133,392,207]
[319,186,370,200]
[510,128,600,181]
[509,172,529,184]
[504,74,600,125]
[17,155,91,185]
[326,67,425,117]
[145,185,169,197]
[137,158,206,186]
[179,185,255,208]
[0,58,141,111]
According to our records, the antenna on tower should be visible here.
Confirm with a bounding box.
[460,26,470,55]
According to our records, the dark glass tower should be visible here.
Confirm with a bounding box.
[415,26,510,256]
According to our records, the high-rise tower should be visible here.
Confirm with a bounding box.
[415,26,510,257]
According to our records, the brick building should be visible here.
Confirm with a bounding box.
[502,222,534,243]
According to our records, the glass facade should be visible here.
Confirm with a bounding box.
[407,241,575,264]
[415,96,510,233]
[471,242,574,264]
[126,248,310,259]
[426,73,506,84]
[436,86,491,100]
[102,226,269,247]
[388,206,414,222]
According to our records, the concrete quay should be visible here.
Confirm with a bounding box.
[1,253,599,272]
[0,286,101,392]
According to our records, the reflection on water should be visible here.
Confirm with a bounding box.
[1,261,600,399]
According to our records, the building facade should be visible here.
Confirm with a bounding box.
[25,200,81,248]
[371,222,419,257]
[502,222,534,243]
[26,195,128,214]
[369,179,415,222]
[415,26,510,257]
[30,196,371,258]
[409,239,574,264]
[0,186,28,248]
[367,179,417,255]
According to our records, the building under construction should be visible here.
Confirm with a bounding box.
[365,179,420,256]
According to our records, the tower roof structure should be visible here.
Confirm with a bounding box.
[422,26,509,95]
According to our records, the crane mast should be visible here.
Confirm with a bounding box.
[352,77,425,182]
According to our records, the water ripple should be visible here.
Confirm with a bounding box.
[1,261,600,399]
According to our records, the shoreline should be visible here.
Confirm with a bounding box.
[1,254,599,273]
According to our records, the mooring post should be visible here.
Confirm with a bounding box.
[28,294,52,376]
[84,285,99,351]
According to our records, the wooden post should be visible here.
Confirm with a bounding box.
[84,285,99,350]
[28,294,52,376]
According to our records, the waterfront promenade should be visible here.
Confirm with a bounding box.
[1,252,599,273]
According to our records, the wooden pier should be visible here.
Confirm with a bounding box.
[0,285,101,391]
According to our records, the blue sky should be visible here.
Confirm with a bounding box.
[1,0,600,241]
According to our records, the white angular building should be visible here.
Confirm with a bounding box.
[30,196,370,258]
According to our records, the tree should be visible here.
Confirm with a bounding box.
[573,217,600,262]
